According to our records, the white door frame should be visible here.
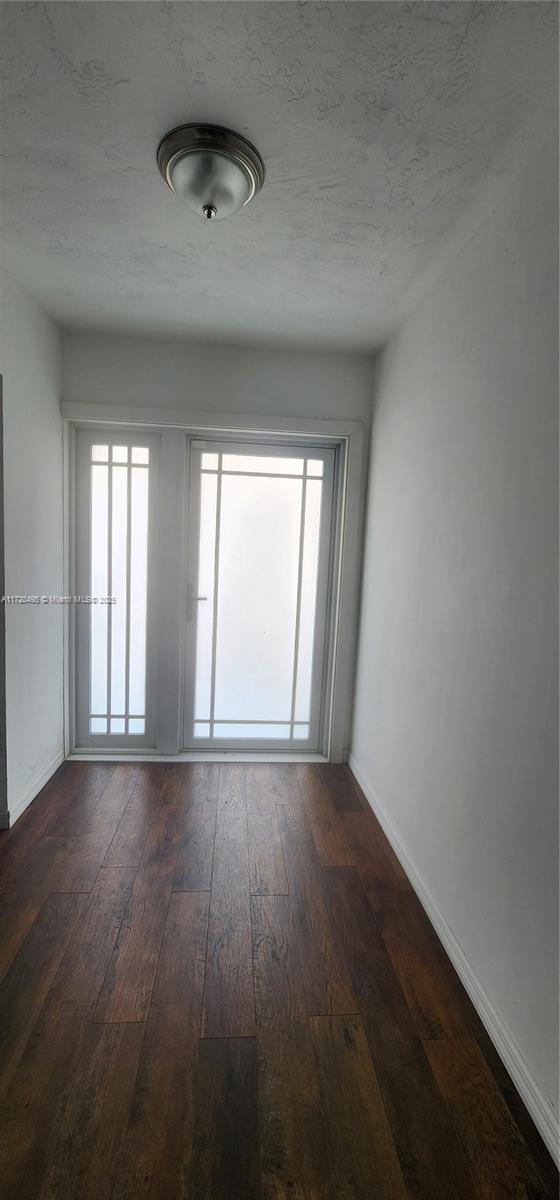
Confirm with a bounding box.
[62,402,368,763]
[73,427,161,750]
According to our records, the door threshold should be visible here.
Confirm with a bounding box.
[69,750,329,763]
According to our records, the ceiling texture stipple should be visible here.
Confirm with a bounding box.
[0,1,557,351]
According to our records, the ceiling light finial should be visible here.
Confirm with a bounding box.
[157,123,265,222]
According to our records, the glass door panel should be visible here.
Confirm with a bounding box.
[183,441,334,750]
[74,430,158,748]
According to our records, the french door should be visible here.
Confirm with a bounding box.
[73,429,336,754]
[182,440,334,750]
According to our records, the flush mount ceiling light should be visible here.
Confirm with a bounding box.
[157,123,265,221]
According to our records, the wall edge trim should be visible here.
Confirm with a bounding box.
[6,747,64,828]
[348,752,559,1165]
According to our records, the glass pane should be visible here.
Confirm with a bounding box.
[295,479,322,721]
[129,717,145,734]
[131,447,149,465]
[129,466,149,716]
[112,445,128,463]
[90,717,107,734]
[293,723,310,740]
[194,722,210,737]
[110,717,125,733]
[91,444,108,463]
[222,454,303,476]
[194,472,217,720]
[214,474,302,721]
[213,723,289,738]
[307,459,323,477]
[90,464,108,714]
[110,465,128,715]
[201,452,219,471]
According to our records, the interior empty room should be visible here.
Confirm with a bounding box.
[0,2,558,1197]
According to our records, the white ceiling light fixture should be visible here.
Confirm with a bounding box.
[157,123,265,221]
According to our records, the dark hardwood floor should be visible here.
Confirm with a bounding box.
[0,762,556,1199]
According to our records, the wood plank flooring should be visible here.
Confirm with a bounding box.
[0,762,556,1200]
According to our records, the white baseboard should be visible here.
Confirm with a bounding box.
[69,751,326,763]
[7,748,65,828]
[348,753,559,1166]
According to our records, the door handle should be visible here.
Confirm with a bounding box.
[186,583,208,621]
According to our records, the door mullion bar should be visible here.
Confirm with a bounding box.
[205,469,307,480]
[106,456,113,729]
[124,457,132,734]
[196,718,308,725]
[208,452,223,739]
[290,466,307,740]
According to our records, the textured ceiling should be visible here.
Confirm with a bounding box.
[0,1,557,351]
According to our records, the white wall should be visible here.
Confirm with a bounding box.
[351,133,559,1154]
[62,333,374,425]
[0,269,64,824]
